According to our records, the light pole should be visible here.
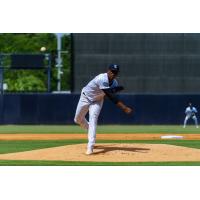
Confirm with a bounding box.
[55,33,64,92]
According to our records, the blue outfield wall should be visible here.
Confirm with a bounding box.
[0,93,199,125]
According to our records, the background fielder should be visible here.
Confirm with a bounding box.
[74,64,133,155]
[183,102,199,128]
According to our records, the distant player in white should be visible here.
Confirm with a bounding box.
[183,103,199,128]
[74,64,133,155]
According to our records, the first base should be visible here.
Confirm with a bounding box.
[161,135,184,139]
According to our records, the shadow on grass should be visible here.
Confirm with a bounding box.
[93,145,150,155]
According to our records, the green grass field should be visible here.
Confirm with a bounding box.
[0,124,200,133]
[0,125,199,166]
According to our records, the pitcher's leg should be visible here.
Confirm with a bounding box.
[74,96,89,130]
[87,101,103,151]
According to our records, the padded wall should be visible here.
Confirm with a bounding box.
[0,94,199,125]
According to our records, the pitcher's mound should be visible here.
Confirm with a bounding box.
[0,143,200,162]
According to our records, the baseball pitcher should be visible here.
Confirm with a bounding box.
[74,64,133,155]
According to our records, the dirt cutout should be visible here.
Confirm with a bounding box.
[0,143,200,162]
[0,133,200,140]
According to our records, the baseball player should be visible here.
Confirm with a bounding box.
[183,103,199,128]
[74,64,133,155]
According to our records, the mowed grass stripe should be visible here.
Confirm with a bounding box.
[0,140,87,154]
[0,125,200,134]
[0,160,200,166]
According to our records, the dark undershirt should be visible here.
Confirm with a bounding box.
[102,89,119,104]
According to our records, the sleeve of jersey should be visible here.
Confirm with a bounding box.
[97,75,110,90]
[112,79,118,87]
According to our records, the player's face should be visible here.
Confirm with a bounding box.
[107,70,118,81]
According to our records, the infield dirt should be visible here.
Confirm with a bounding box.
[0,143,200,162]
[0,133,200,162]
[0,133,200,140]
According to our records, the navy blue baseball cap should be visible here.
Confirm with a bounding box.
[108,64,120,74]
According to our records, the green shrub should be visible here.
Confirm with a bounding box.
[0,33,71,92]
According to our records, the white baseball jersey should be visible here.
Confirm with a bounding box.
[185,106,198,117]
[82,73,118,102]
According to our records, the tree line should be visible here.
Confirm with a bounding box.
[0,33,71,92]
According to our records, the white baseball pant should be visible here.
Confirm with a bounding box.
[74,92,103,149]
[184,115,198,128]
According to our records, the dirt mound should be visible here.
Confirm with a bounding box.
[0,143,200,162]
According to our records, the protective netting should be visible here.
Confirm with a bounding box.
[72,33,200,94]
